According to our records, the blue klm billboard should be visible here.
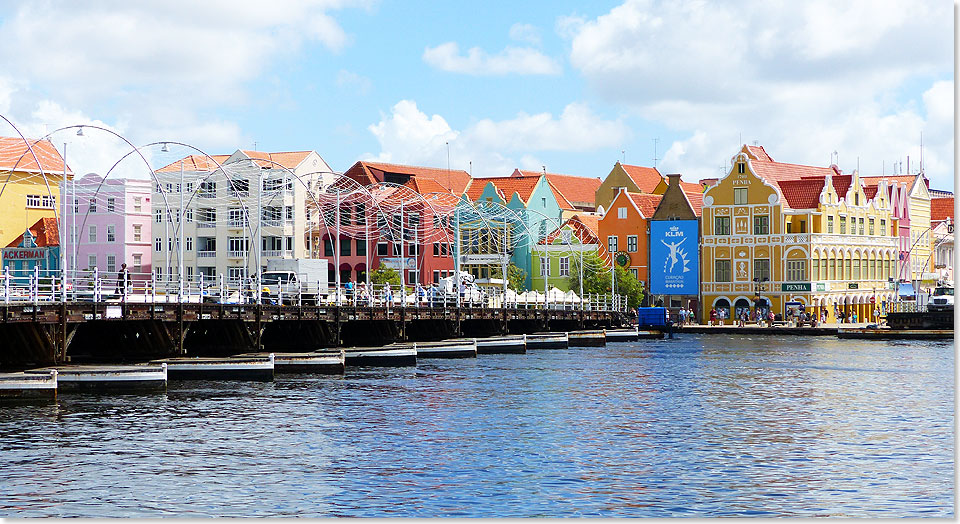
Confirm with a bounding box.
[650,220,699,295]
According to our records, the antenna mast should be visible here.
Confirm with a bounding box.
[652,138,659,168]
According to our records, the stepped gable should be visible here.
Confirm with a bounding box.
[0,137,72,175]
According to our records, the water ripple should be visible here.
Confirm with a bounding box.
[0,335,953,517]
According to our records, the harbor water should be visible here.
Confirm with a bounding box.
[0,334,953,517]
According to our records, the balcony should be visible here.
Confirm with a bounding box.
[228,220,245,228]
[261,220,283,228]
[227,251,247,259]
[197,221,216,228]
[197,250,216,258]
[262,250,282,257]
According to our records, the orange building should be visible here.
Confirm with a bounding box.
[598,190,663,286]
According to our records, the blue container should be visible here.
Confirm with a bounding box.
[636,307,669,328]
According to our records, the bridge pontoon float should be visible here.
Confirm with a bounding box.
[343,343,417,367]
[239,350,345,374]
[26,364,167,392]
[525,332,569,349]
[150,356,274,381]
[415,339,478,359]
[475,335,526,354]
[568,330,606,347]
[0,371,57,399]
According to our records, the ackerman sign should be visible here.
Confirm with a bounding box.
[2,248,45,261]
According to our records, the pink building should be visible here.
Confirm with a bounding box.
[61,174,153,279]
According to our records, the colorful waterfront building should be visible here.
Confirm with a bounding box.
[930,194,953,284]
[0,137,72,247]
[597,189,662,286]
[861,173,934,288]
[2,217,60,282]
[153,149,333,284]
[62,174,153,280]
[465,172,565,289]
[531,214,604,293]
[701,145,900,324]
[595,162,663,213]
[336,161,473,285]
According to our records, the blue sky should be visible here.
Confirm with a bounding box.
[0,1,953,189]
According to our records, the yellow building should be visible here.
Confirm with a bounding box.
[0,137,71,246]
[701,146,899,324]
[861,173,934,286]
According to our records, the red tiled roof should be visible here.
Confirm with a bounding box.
[348,161,472,194]
[628,192,663,218]
[546,182,576,210]
[620,164,663,193]
[238,150,313,170]
[740,145,846,209]
[6,217,59,248]
[543,214,602,245]
[931,196,954,222]
[156,154,231,173]
[540,172,602,208]
[682,188,704,217]
[0,137,72,175]
[466,175,542,204]
[863,185,879,199]
[680,181,702,194]
[776,178,825,210]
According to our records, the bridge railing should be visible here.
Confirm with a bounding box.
[1,268,627,312]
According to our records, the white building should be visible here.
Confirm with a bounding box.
[152,149,334,283]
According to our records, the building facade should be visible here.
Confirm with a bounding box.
[0,137,72,247]
[650,173,703,316]
[2,218,60,282]
[701,146,899,324]
[531,215,603,293]
[62,174,153,280]
[594,162,663,213]
[152,149,333,283]
[598,190,662,286]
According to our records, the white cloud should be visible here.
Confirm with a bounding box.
[564,0,954,188]
[509,23,542,46]
[423,42,561,76]
[0,1,365,162]
[365,99,627,177]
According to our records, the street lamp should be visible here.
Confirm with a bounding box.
[754,276,769,314]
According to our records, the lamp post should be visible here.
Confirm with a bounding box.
[754,276,769,317]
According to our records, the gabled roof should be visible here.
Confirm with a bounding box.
[777,178,826,210]
[237,150,314,170]
[740,145,843,209]
[682,188,704,217]
[931,196,954,222]
[620,163,663,193]
[628,192,663,219]
[348,161,472,194]
[156,154,231,173]
[514,170,581,210]
[0,137,72,175]
[466,174,543,204]
[7,217,60,248]
[527,171,601,209]
[543,214,602,245]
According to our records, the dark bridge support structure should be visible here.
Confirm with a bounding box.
[0,302,627,369]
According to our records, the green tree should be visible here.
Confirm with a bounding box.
[490,263,528,292]
[370,267,402,287]
[568,252,645,308]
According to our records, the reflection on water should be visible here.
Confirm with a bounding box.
[0,335,953,517]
